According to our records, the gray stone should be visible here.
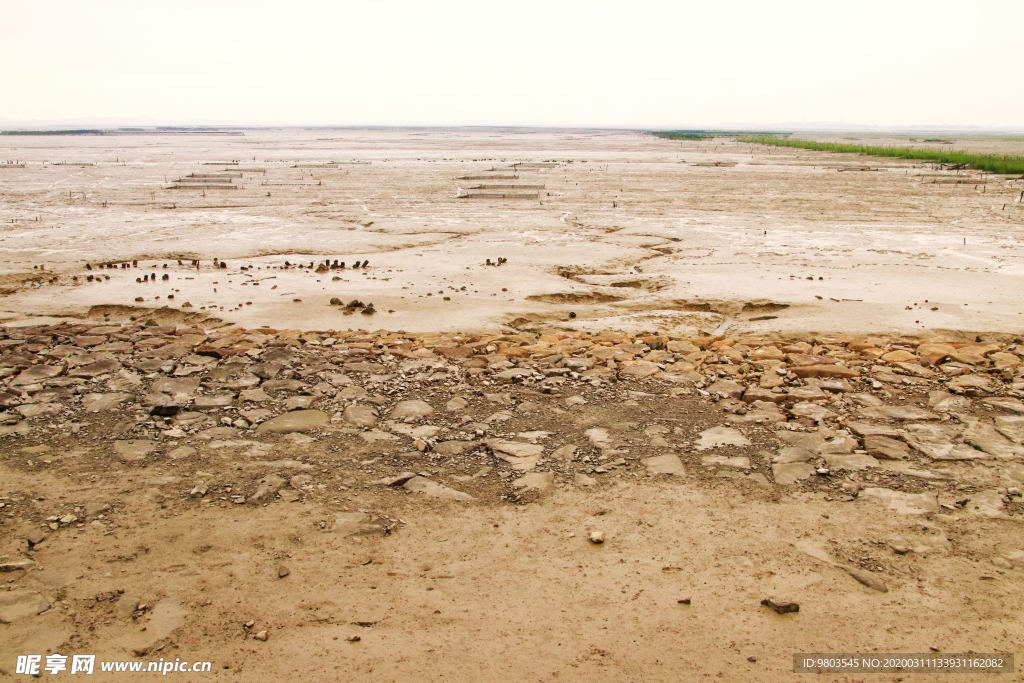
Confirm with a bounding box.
[168,446,196,460]
[68,359,122,378]
[864,435,910,460]
[493,368,533,381]
[848,393,885,407]
[284,396,315,411]
[82,392,132,412]
[391,400,435,420]
[787,386,829,402]
[847,421,902,438]
[432,440,477,456]
[15,403,62,419]
[696,426,751,450]
[113,440,157,460]
[0,591,51,622]
[339,386,368,400]
[707,379,744,399]
[150,377,200,400]
[644,454,685,475]
[575,472,597,486]
[789,402,835,421]
[824,453,879,471]
[966,490,1006,518]
[486,440,543,470]
[552,444,578,460]
[262,379,306,394]
[702,455,751,469]
[10,365,63,386]
[858,406,940,421]
[446,396,469,411]
[343,405,378,428]
[618,360,660,378]
[240,408,272,424]
[584,427,613,448]
[983,397,1024,415]
[995,416,1024,444]
[255,410,329,434]
[196,426,239,439]
[249,474,286,504]
[239,388,272,403]
[193,396,235,409]
[963,420,1024,459]
[927,391,972,413]
[290,474,312,489]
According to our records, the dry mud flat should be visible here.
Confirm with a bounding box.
[0,128,1023,336]
[1,319,1024,681]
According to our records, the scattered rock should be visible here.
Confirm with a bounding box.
[760,599,799,615]
[255,410,330,434]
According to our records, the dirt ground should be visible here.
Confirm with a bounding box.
[0,129,1023,682]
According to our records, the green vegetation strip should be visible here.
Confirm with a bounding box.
[737,135,1024,175]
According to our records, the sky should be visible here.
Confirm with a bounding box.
[2,0,1022,129]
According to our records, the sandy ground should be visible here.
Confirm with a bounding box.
[1,128,1023,337]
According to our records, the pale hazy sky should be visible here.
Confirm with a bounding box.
[3,0,1021,128]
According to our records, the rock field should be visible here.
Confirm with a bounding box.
[2,313,1023,680]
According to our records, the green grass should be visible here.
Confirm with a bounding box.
[652,131,717,140]
[736,135,1024,175]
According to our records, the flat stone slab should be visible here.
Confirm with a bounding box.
[255,410,329,434]
[113,440,157,460]
[11,365,63,386]
[995,416,1024,444]
[403,476,474,501]
[964,421,1024,459]
[858,406,940,421]
[696,426,751,450]
[193,396,235,409]
[859,487,939,515]
[68,359,122,378]
[983,397,1024,415]
[619,360,660,378]
[789,402,836,421]
[644,454,685,475]
[82,392,132,412]
[262,379,306,394]
[486,439,543,470]
[343,405,378,428]
[390,399,435,419]
[707,379,744,399]
[239,388,272,403]
[966,490,1006,518]
[512,471,555,490]
[150,377,200,399]
[864,435,910,460]
[825,453,879,471]
[701,455,751,469]
[0,591,51,623]
[927,391,973,413]
[15,403,62,419]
